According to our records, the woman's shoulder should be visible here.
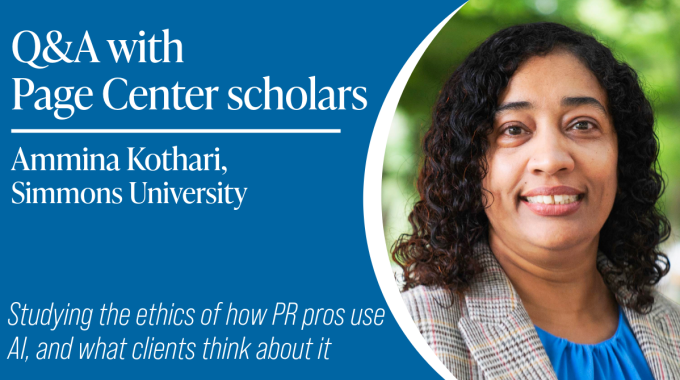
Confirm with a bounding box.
[401,285,468,327]
[401,285,477,377]
[653,290,680,318]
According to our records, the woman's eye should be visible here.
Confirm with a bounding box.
[571,120,594,131]
[507,126,522,135]
[504,126,524,136]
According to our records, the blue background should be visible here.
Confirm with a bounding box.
[1,0,464,377]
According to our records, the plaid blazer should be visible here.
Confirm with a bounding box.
[402,243,680,380]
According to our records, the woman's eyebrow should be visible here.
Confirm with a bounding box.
[561,96,607,114]
[495,101,532,114]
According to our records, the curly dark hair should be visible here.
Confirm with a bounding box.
[392,22,671,313]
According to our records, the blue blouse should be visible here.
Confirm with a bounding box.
[535,308,655,380]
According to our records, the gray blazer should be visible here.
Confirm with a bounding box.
[402,243,680,380]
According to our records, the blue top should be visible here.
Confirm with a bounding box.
[535,308,655,380]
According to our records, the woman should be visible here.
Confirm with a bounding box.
[393,22,680,380]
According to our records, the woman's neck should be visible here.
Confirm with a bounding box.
[488,229,619,344]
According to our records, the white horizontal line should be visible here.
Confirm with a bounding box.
[11,129,341,134]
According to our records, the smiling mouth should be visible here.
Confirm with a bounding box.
[520,194,584,205]
[519,192,584,216]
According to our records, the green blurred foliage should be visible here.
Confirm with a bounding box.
[383,0,680,257]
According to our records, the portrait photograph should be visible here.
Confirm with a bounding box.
[383,1,680,379]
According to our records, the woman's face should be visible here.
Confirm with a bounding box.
[483,50,618,252]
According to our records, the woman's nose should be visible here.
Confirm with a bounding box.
[526,129,575,175]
